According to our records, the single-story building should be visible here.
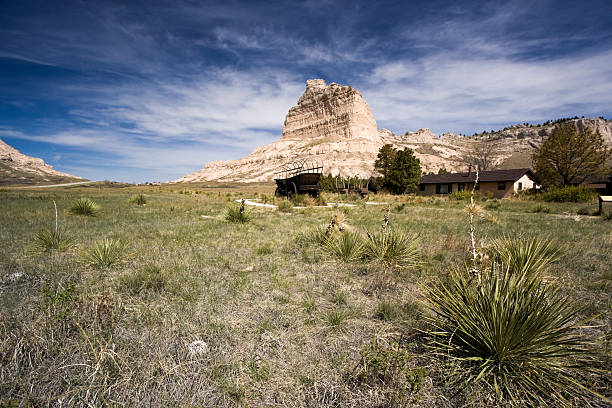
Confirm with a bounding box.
[572,174,612,195]
[419,168,536,199]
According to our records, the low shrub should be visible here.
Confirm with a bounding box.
[532,203,551,213]
[129,193,147,206]
[447,190,472,201]
[80,238,126,268]
[277,199,294,213]
[485,199,500,210]
[541,186,597,203]
[69,198,99,216]
[225,199,251,223]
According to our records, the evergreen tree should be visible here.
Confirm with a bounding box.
[532,122,610,187]
[374,144,397,180]
[386,148,422,194]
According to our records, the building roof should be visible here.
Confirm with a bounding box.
[421,168,533,184]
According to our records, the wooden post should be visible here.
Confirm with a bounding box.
[600,195,603,216]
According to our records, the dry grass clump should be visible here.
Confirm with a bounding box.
[31,200,74,252]
[117,265,168,295]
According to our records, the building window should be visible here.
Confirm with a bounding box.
[458,183,465,191]
[419,184,425,191]
[498,181,506,190]
[518,182,523,190]
[436,183,451,194]
[474,183,480,191]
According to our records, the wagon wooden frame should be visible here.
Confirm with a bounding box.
[273,158,323,197]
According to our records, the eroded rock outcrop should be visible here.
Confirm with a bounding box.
[177,79,612,182]
[0,139,80,184]
[177,79,383,182]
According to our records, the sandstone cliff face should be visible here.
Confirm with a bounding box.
[177,79,612,183]
[176,79,383,182]
[0,138,80,184]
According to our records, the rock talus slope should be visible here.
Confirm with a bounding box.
[177,79,612,182]
[0,138,81,184]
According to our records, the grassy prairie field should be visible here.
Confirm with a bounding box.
[0,184,610,406]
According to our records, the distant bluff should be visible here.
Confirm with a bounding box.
[0,139,81,185]
[176,79,612,182]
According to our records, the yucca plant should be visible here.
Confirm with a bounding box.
[323,230,365,262]
[295,225,330,247]
[80,238,126,268]
[425,247,597,405]
[33,227,74,252]
[129,193,147,206]
[364,228,420,268]
[224,199,251,223]
[488,235,561,277]
[32,200,74,252]
[69,197,99,216]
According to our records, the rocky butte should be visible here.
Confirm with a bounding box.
[177,79,612,182]
[0,138,80,185]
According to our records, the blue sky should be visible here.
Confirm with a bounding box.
[1,0,611,182]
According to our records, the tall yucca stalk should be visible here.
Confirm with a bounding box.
[425,238,599,406]
[32,200,74,252]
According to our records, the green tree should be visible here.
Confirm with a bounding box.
[386,148,422,194]
[374,144,397,180]
[532,122,610,187]
[437,167,449,174]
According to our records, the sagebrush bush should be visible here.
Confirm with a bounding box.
[426,239,596,406]
[69,198,99,216]
[485,199,500,210]
[225,201,251,223]
[80,238,126,268]
[277,199,294,213]
[542,186,597,203]
[32,227,74,252]
[532,203,551,213]
[129,193,147,206]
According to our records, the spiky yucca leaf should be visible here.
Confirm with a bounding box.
[323,230,365,262]
[295,225,330,247]
[425,256,596,405]
[488,235,561,277]
[69,198,99,216]
[80,238,126,268]
[364,228,420,269]
[33,227,74,252]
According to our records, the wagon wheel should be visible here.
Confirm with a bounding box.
[287,182,298,198]
[274,187,283,197]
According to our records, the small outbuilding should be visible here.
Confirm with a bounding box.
[419,168,536,199]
